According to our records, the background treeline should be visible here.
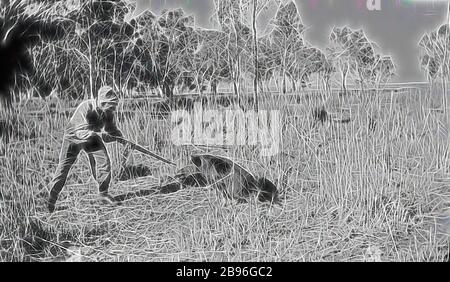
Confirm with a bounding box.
[0,0,449,105]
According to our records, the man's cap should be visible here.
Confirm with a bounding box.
[97,86,119,105]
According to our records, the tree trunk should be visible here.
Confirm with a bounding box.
[211,79,218,95]
[341,63,348,95]
[443,3,449,117]
[230,56,239,98]
[0,99,8,119]
[0,96,12,156]
[233,80,239,98]
[88,0,96,100]
[236,58,241,99]
[442,76,448,115]
[195,74,201,96]
[258,81,265,93]
[252,0,259,111]
[163,82,173,101]
[275,78,280,92]
[358,69,365,92]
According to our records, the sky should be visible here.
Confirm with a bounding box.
[129,0,449,83]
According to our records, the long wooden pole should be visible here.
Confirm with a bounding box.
[111,135,176,166]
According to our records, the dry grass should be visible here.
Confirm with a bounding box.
[0,87,449,262]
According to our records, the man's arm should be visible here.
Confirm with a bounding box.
[103,111,123,143]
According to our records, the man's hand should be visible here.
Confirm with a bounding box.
[101,132,117,143]
[76,130,99,141]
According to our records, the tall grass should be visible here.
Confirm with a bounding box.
[0,88,448,261]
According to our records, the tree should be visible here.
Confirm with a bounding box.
[266,0,305,94]
[1,0,65,112]
[372,55,395,89]
[154,8,196,99]
[329,26,392,93]
[183,27,230,95]
[0,0,67,155]
[213,0,252,100]
[319,56,334,92]
[329,27,350,94]
[289,46,328,92]
[132,7,200,99]
[31,0,135,99]
[419,22,449,104]
[253,34,277,93]
[32,1,200,101]
[351,30,377,91]
[34,2,196,100]
[239,0,286,109]
[130,10,164,93]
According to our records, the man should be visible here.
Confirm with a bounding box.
[48,86,125,213]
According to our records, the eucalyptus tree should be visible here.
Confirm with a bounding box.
[0,0,68,155]
[254,34,277,93]
[329,26,391,93]
[288,46,328,92]
[213,0,252,99]
[0,0,66,111]
[178,27,227,95]
[131,10,164,93]
[349,29,377,91]
[372,55,395,89]
[419,22,449,100]
[266,0,305,94]
[189,28,231,95]
[131,7,196,99]
[155,8,195,99]
[329,27,352,93]
[320,56,335,92]
[237,0,287,108]
[31,0,135,99]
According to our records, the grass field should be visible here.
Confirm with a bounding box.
[0,87,449,262]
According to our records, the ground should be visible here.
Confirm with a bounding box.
[0,87,449,262]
